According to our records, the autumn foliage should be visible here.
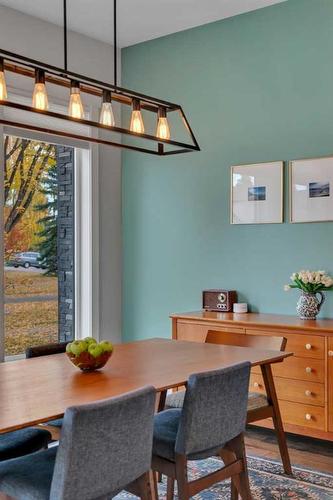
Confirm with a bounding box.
[4,136,56,259]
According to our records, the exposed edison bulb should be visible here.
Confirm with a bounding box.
[100,102,115,126]
[0,58,7,100]
[32,70,48,110]
[156,108,171,140]
[33,83,48,110]
[99,90,115,126]
[68,81,84,119]
[130,110,145,134]
[130,99,145,134]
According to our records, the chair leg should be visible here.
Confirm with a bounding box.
[175,454,190,500]
[231,481,239,500]
[156,390,167,485]
[227,434,252,500]
[135,471,154,500]
[219,448,240,500]
[166,477,175,500]
[149,470,159,500]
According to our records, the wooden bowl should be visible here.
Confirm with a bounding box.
[66,350,112,372]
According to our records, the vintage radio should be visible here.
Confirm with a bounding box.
[202,289,237,312]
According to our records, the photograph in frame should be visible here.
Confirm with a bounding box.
[289,156,333,223]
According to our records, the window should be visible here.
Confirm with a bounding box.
[3,136,75,359]
[0,92,99,361]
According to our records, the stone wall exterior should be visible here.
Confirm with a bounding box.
[56,146,75,343]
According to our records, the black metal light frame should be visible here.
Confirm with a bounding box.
[0,1,200,156]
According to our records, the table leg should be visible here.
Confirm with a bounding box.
[158,390,167,412]
[260,363,292,475]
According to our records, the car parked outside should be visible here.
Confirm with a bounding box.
[7,252,44,269]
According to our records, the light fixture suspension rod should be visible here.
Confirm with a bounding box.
[63,0,68,71]
[114,0,117,88]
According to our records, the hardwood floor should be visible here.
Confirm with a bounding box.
[245,425,333,474]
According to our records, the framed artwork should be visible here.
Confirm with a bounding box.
[289,156,333,223]
[231,161,284,224]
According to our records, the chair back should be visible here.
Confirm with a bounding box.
[50,386,156,500]
[175,363,250,457]
[206,330,287,351]
[26,342,68,358]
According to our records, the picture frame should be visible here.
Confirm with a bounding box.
[230,161,284,224]
[289,156,333,223]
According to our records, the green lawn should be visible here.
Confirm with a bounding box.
[4,271,58,356]
[5,270,57,297]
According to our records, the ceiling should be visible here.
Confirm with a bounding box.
[0,0,286,48]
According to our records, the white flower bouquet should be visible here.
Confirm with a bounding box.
[285,270,333,293]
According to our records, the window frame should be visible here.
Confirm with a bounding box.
[0,93,99,361]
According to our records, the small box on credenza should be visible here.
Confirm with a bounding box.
[202,289,238,312]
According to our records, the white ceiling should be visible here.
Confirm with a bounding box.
[0,0,286,48]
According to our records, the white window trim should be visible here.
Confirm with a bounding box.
[0,91,100,361]
[74,145,100,341]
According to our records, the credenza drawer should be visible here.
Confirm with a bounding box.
[283,333,324,359]
[250,374,325,406]
[246,329,325,359]
[279,401,325,430]
[252,356,325,383]
[176,321,245,342]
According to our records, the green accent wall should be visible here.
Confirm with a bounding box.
[122,0,333,341]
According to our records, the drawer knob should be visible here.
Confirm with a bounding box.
[328,350,333,357]
[305,413,312,421]
[305,367,312,374]
[253,382,260,389]
[305,390,312,397]
[305,343,312,350]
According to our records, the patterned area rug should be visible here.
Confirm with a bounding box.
[115,456,333,499]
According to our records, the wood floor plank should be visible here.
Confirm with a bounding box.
[245,426,333,474]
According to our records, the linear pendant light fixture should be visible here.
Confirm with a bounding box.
[0,0,200,156]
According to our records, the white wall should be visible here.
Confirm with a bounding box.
[0,5,122,343]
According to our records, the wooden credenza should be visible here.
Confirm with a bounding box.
[171,311,333,441]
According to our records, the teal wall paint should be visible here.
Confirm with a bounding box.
[122,0,333,341]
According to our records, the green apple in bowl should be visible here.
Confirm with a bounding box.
[99,340,113,353]
[88,343,104,358]
[66,338,113,372]
[83,337,97,345]
[69,340,87,356]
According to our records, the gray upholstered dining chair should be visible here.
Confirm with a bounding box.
[166,331,286,411]
[0,385,156,500]
[165,330,290,475]
[0,427,51,463]
[152,363,252,500]
[25,342,69,359]
[0,346,64,463]
[26,342,69,440]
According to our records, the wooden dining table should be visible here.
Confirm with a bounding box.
[0,338,293,496]
[0,337,291,425]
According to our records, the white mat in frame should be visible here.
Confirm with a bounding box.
[231,161,283,224]
[289,155,333,223]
